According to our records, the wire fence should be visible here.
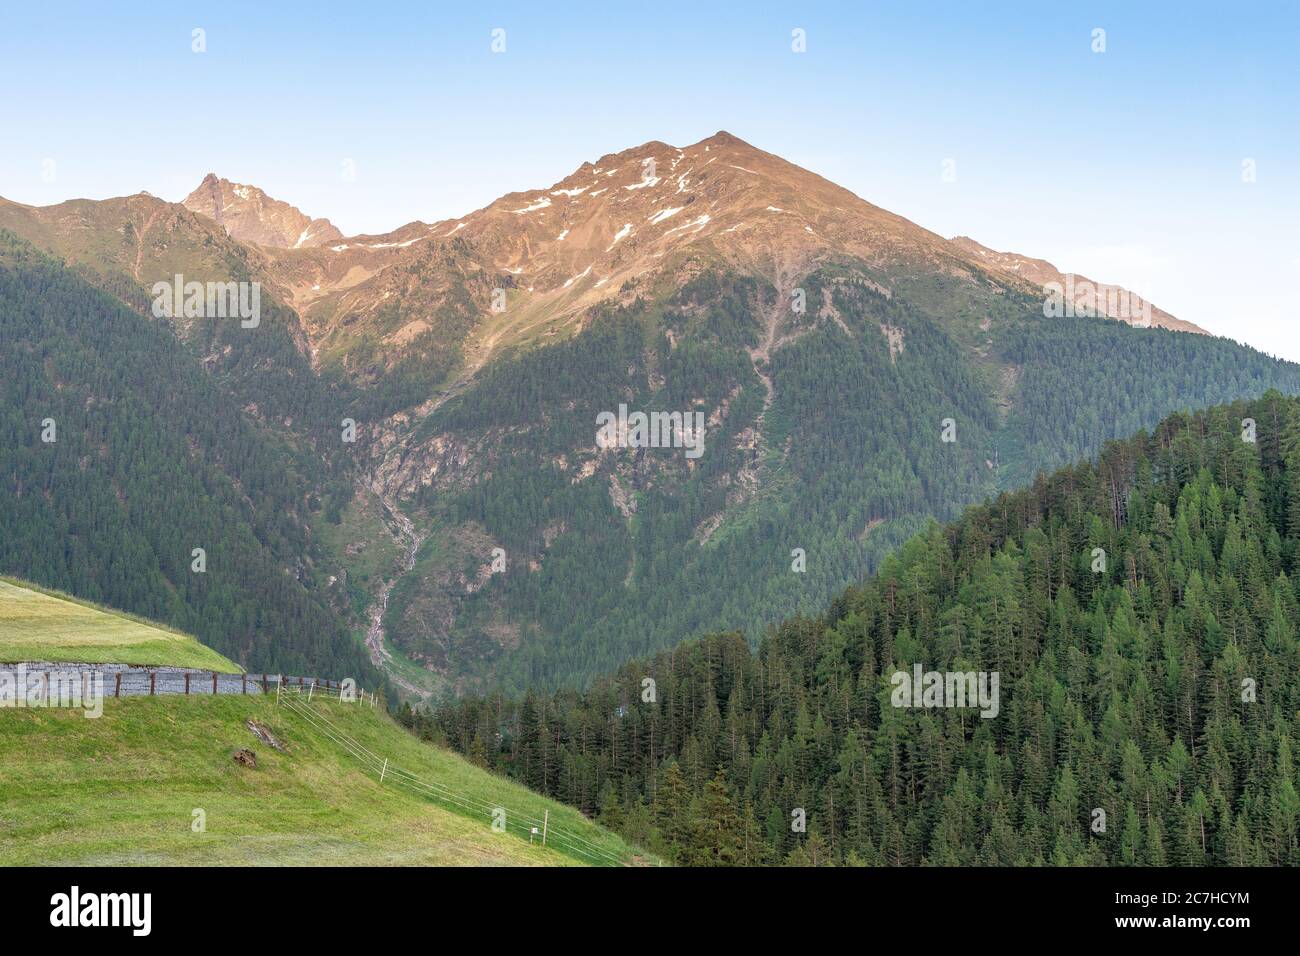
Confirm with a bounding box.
[5,662,627,865]
[275,686,629,867]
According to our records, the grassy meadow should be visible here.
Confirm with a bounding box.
[0,578,240,671]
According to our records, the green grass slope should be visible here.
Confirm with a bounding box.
[0,692,642,866]
[0,578,239,672]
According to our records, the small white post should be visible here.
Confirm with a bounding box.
[542,809,549,847]
[379,758,388,783]
[308,680,315,704]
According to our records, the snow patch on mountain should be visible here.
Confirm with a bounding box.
[513,197,552,214]
[606,223,633,250]
[648,207,683,224]
[563,264,593,288]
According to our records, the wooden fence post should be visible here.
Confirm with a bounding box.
[213,672,218,694]
[150,672,156,696]
[242,674,247,695]
[184,673,190,695]
[115,673,122,698]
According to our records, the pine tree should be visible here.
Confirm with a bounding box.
[682,769,744,866]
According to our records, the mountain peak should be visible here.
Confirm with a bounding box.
[698,130,749,148]
[261,132,1194,344]
[182,175,343,250]
[422,128,959,307]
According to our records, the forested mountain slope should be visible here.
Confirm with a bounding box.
[423,392,1300,866]
[0,233,375,681]
[0,193,348,441]
[4,134,1300,701]
[382,262,1300,695]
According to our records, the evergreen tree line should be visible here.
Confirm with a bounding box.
[413,392,1300,865]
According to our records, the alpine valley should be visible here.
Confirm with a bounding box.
[3,131,1299,701]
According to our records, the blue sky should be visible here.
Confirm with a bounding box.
[2,1,1297,359]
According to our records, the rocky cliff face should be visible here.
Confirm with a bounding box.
[183,173,343,250]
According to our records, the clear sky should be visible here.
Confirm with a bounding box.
[2,1,1296,359]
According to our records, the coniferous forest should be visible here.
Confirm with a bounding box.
[6,3,1300,903]
[385,268,1300,695]
[0,232,377,682]
[416,392,1300,866]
